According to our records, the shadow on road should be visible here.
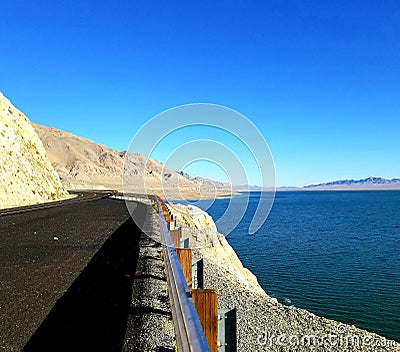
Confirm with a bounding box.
[23,217,141,352]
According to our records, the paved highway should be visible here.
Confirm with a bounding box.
[0,196,147,351]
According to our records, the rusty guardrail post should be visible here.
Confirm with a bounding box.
[176,248,193,290]
[192,289,218,352]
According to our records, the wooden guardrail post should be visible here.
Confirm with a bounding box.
[176,248,192,289]
[192,289,218,352]
[170,228,181,248]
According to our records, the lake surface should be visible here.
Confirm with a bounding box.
[191,191,400,341]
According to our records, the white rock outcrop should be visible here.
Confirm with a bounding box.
[167,203,269,296]
[0,92,68,209]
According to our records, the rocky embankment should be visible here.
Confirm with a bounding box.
[0,92,69,209]
[167,203,400,352]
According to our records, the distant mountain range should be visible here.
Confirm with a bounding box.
[177,171,231,189]
[304,177,400,189]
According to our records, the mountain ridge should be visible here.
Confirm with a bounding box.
[304,177,400,189]
[33,123,231,199]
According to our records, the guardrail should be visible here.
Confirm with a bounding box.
[154,197,211,352]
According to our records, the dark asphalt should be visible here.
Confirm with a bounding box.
[0,197,149,351]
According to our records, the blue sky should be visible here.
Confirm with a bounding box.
[1,0,399,186]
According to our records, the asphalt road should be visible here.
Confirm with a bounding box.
[0,197,147,351]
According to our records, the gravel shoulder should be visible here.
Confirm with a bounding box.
[123,203,175,351]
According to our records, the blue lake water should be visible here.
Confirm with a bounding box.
[190,191,400,341]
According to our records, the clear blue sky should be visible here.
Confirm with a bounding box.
[1,0,399,186]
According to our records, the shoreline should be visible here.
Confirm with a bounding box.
[167,202,400,351]
[171,187,400,203]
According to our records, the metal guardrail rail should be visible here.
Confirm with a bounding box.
[154,198,211,352]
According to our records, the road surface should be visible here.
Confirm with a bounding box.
[0,197,149,351]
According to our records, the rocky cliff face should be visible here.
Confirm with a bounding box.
[0,92,68,209]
